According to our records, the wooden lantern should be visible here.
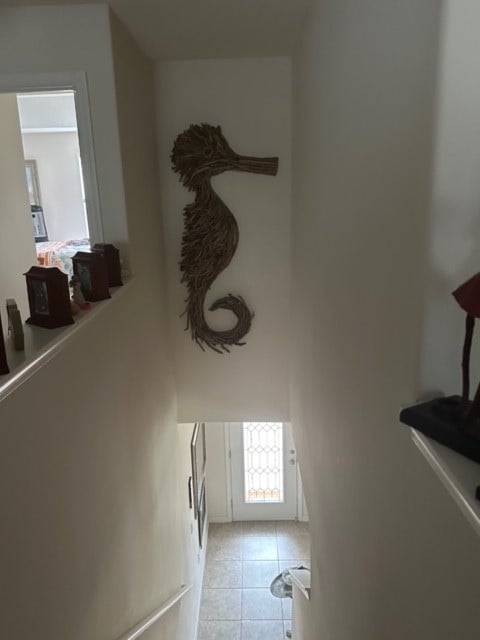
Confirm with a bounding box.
[92,243,123,287]
[0,311,9,375]
[72,251,110,302]
[24,266,74,329]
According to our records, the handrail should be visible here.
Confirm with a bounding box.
[117,584,192,640]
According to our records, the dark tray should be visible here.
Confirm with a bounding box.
[400,395,480,464]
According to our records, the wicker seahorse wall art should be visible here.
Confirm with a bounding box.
[171,123,278,354]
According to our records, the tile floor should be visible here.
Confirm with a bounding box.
[198,520,310,640]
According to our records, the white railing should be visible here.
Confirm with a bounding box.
[117,584,192,640]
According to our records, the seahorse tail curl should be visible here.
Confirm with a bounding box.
[185,292,253,354]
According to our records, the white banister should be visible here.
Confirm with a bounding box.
[117,584,192,640]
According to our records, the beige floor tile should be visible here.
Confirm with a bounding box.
[242,588,282,620]
[198,620,242,640]
[281,597,292,620]
[243,536,278,561]
[241,521,277,536]
[200,588,242,620]
[203,560,242,588]
[207,536,243,561]
[275,521,310,536]
[277,536,310,560]
[242,619,285,640]
[208,522,243,539]
[277,530,311,548]
[201,519,307,634]
[243,560,280,588]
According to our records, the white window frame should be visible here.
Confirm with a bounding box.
[0,71,104,244]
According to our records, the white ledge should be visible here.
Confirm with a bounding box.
[0,280,133,404]
[289,568,311,600]
[411,428,480,538]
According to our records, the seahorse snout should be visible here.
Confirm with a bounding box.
[235,154,278,176]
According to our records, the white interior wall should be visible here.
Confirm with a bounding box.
[21,132,88,241]
[0,285,184,640]
[205,422,231,523]
[291,1,480,639]
[0,8,196,640]
[0,94,37,322]
[155,57,292,423]
[0,5,130,264]
[420,0,480,399]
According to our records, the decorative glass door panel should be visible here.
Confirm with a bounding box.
[243,422,284,503]
[230,422,297,520]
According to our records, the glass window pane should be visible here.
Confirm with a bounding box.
[243,422,284,503]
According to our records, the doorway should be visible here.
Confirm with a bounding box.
[229,422,298,521]
[200,422,311,637]
[0,73,102,322]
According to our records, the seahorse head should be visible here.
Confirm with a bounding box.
[171,123,237,191]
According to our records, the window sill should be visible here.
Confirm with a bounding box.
[0,280,132,404]
[410,428,480,538]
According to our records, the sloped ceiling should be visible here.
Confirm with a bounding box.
[0,0,311,60]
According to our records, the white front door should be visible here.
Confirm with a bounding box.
[229,422,298,521]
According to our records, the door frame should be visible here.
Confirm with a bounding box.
[0,71,104,245]
[223,422,233,521]
[225,421,307,522]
